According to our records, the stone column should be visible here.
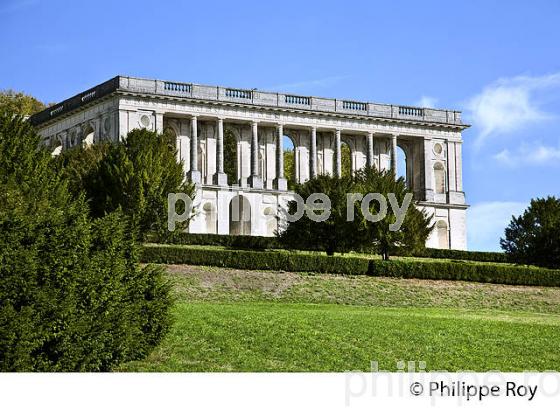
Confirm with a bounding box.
[423,137,434,201]
[213,117,227,186]
[334,129,342,177]
[154,112,164,134]
[310,126,317,178]
[367,131,374,168]
[248,121,262,189]
[455,141,463,192]
[391,133,398,176]
[274,123,287,190]
[447,140,456,202]
[188,116,201,184]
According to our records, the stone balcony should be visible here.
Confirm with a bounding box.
[30,75,465,127]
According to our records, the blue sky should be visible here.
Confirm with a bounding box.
[1,0,559,251]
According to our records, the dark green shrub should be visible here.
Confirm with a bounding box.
[140,245,560,287]
[353,167,433,260]
[367,259,560,287]
[501,197,560,269]
[56,128,196,240]
[399,247,509,263]
[141,246,369,276]
[154,232,281,250]
[0,113,171,371]
[280,174,362,255]
[149,232,509,263]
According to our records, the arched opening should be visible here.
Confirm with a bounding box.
[436,220,449,249]
[203,202,217,234]
[264,206,277,236]
[396,146,407,184]
[434,162,446,194]
[224,129,238,186]
[82,125,94,148]
[341,141,352,177]
[163,126,177,140]
[163,126,178,156]
[283,135,296,190]
[229,195,251,236]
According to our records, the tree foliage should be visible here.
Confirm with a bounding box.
[284,149,296,190]
[223,129,237,185]
[56,128,195,239]
[501,197,560,268]
[0,90,46,116]
[279,167,433,259]
[354,167,433,260]
[0,112,171,371]
[341,143,352,178]
[280,174,362,255]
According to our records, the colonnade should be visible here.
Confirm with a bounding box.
[182,116,409,191]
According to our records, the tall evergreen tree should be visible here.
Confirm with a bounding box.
[57,129,196,239]
[354,167,433,260]
[0,112,171,371]
[501,197,560,268]
[279,174,362,255]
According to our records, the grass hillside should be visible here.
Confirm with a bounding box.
[119,265,560,372]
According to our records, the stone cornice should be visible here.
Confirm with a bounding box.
[29,75,470,132]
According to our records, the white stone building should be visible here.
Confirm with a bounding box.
[29,76,469,249]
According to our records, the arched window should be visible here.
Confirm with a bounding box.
[163,126,177,140]
[223,129,238,186]
[203,202,217,234]
[52,134,63,153]
[434,162,446,194]
[229,195,251,236]
[436,220,449,249]
[341,141,352,177]
[82,125,94,148]
[283,135,296,190]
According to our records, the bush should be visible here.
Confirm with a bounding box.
[56,128,195,240]
[501,197,560,269]
[399,247,509,263]
[149,232,509,263]
[279,174,362,255]
[0,113,171,371]
[151,232,281,250]
[367,259,560,287]
[141,245,369,276]
[140,245,560,287]
[354,167,434,260]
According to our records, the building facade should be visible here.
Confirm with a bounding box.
[30,76,469,249]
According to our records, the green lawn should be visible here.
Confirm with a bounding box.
[119,265,560,372]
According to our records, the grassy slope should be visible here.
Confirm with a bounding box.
[120,265,560,372]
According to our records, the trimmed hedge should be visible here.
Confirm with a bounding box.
[151,232,509,263]
[141,245,368,275]
[369,259,560,287]
[141,245,560,287]
[404,248,509,263]
[149,232,280,250]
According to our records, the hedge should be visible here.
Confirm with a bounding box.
[141,245,560,287]
[148,232,280,250]
[150,232,509,263]
[404,248,509,263]
[369,259,560,287]
[141,245,368,275]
